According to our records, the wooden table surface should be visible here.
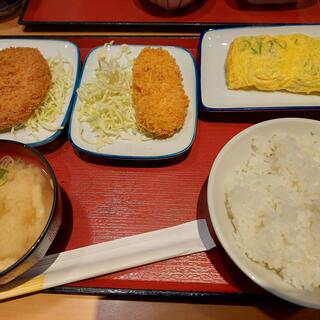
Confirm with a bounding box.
[1,7,320,320]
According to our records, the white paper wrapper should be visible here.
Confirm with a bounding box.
[0,219,215,300]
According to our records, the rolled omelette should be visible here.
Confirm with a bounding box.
[226,34,320,94]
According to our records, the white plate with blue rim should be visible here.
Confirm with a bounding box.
[0,39,80,147]
[200,25,320,112]
[69,44,197,160]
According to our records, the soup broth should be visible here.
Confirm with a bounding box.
[0,156,53,272]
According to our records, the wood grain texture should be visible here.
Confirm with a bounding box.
[2,293,320,320]
[45,121,251,294]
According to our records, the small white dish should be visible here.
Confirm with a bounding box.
[0,39,80,147]
[207,117,320,308]
[69,44,197,160]
[200,25,320,111]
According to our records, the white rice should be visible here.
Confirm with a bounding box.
[225,131,320,290]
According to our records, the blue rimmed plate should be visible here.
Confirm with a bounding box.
[0,39,80,146]
[69,44,197,160]
[200,25,320,112]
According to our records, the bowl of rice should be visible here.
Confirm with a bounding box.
[207,118,320,308]
[0,140,62,285]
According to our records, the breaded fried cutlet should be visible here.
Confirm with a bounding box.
[132,48,189,138]
[0,47,51,129]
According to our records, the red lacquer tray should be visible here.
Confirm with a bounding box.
[19,0,320,32]
[14,36,319,301]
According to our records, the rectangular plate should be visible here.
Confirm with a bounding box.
[200,25,320,112]
[19,0,320,32]
[69,44,197,160]
[0,39,80,146]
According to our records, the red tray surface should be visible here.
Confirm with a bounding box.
[40,36,320,296]
[20,0,320,26]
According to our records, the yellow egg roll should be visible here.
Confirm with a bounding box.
[226,34,320,94]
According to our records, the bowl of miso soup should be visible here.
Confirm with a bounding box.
[0,140,62,285]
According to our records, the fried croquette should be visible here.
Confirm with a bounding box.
[0,47,51,129]
[132,48,189,138]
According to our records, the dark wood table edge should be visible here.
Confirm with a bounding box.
[46,286,283,305]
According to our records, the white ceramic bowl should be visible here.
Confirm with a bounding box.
[207,118,320,309]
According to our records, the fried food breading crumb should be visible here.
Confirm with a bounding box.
[0,47,51,129]
[132,48,189,138]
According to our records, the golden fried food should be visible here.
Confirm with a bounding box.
[0,47,51,129]
[133,48,189,138]
[226,34,320,94]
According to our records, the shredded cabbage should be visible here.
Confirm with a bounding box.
[77,43,148,147]
[13,54,74,134]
